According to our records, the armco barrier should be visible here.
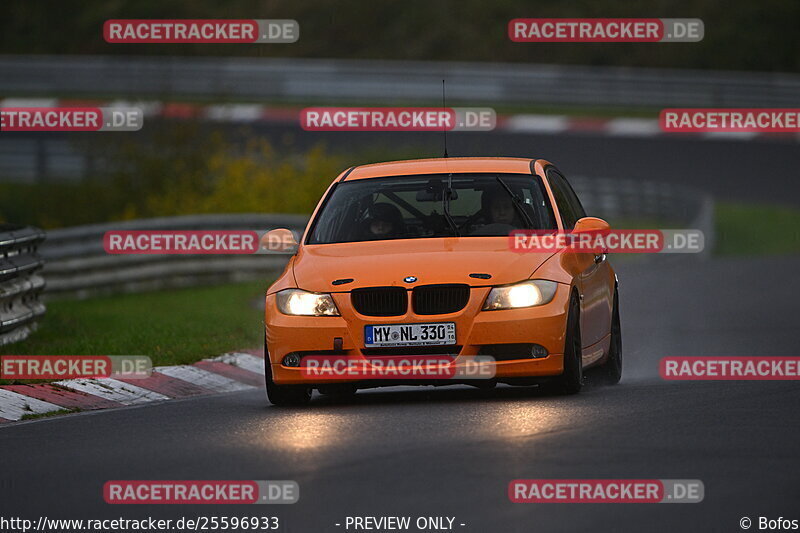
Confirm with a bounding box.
[0,225,46,346]
[40,214,308,298]
[572,175,715,257]
[3,56,798,184]
[572,176,712,225]
[1,55,798,108]
[37,178,713,298]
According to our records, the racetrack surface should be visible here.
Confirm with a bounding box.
[2,255,799,532]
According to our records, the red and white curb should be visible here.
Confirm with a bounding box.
[0,350,264,424]
[2,98,798,143]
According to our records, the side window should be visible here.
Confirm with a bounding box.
[561,174,587,221]
[546,169,579,229]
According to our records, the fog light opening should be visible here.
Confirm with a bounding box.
[530,344,549,358]
[282,353,302,367]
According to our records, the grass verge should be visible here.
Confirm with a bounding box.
[20,409,77,421]
[715,203,800,256]
[0,281,268,380]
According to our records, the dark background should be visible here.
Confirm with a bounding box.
[1,0,798,71]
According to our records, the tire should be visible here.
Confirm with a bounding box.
[543,294,583,395]
[264,343,312,406]
[596,286,622,385]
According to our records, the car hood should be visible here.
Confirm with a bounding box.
[292,238,555,292]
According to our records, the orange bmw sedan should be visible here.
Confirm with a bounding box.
[263,157,621,405]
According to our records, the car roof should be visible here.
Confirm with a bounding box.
[341,157,536,181]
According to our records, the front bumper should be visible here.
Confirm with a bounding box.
[265,284,570,385]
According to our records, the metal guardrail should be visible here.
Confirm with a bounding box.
[0,137,87,182]
[1,55,799,108]
[3,56,798,183]
[572,175,715,257]
[0,225,46,346]
[38,178,714,297]
[572,175,711,225]
[40,214,308,298]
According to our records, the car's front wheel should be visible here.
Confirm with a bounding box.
[596,285,622,385]
[542,294,583,395]
[265,344,312,406]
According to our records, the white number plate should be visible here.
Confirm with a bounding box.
[364,322,456,347]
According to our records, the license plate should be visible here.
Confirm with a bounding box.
[364,322,456,347]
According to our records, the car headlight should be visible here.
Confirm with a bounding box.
[276,289,340,316]
[482,280,558,310]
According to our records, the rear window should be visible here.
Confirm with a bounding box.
[307,173,556,244]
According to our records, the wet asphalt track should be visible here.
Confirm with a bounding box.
[2,254,799,532]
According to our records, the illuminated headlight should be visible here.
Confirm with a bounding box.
[482,280,558,310]
[276,289,340,316]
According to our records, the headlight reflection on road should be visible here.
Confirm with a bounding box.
[485,402,567,441]
[255,411,355,452]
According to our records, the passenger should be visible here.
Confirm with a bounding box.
[363,202,406,239]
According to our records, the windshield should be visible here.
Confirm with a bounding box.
[307,173,557,244]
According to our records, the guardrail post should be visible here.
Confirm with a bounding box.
[0,225,46,346]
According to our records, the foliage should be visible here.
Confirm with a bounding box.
[0,124,347,228]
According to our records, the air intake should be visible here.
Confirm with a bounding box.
[412,284,470,315]
[351,287,408,316]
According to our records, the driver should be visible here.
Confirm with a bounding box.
[468,189,522,235]
[486,191,516,225]
[482,189,522,226]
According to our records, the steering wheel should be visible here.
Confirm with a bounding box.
[456,211,486,233]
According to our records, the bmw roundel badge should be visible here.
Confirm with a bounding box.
[403,276,417,283]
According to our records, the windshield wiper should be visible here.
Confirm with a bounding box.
[442,173,460,236]
[496,176,535,228]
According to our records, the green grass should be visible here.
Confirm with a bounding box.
[0,281,268,371]
[610,205,800,257]
[20,408,76,421]
[715,203,800,256]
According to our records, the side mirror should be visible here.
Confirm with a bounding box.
[573,217,610,233]
[260,228,299,254]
